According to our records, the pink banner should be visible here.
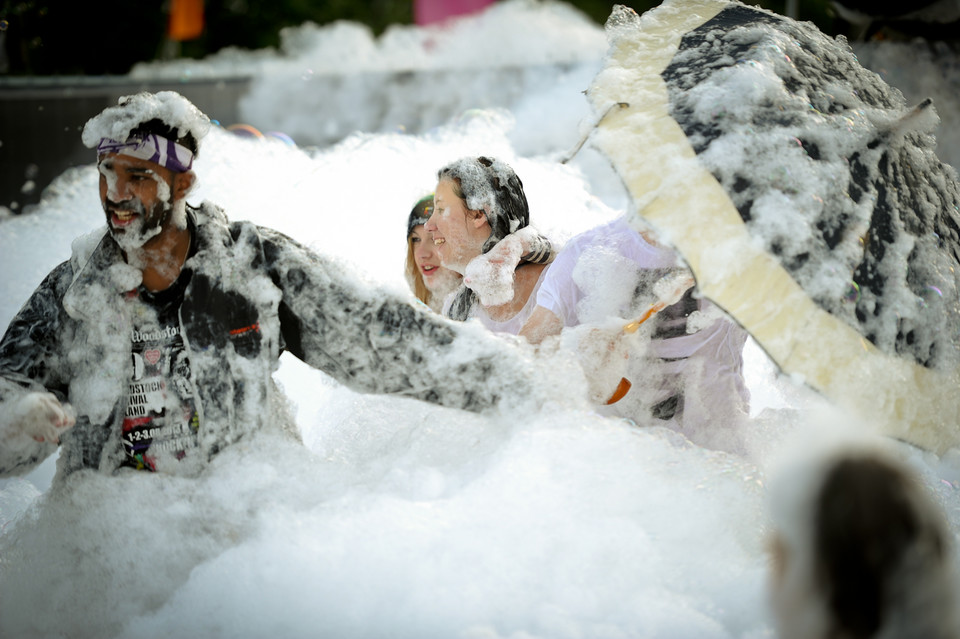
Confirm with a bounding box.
[415,0,496,25]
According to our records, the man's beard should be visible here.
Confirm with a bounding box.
[106,198,170,252]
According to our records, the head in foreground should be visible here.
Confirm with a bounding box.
[769,442,959,639]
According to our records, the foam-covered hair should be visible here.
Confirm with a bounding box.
[437,156,530,254]
[82,91,211,156]
[437,156,534,321]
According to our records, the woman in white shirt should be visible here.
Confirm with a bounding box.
[520,216,751,453]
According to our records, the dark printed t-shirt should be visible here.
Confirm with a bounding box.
[121,270,200,471]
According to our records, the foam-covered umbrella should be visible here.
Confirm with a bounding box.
[587,0,960,452]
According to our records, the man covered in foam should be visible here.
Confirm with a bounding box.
[0,91,556,479]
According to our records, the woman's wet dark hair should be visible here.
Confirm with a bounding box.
[438,157,530,320]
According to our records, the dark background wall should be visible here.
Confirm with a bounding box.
[0,78,248,213]
[0,0,951,213]
[0,1,839,77]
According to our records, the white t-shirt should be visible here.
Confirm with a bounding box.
[470,266,549,335]
[535,216,750,452]
[537,217,679,326]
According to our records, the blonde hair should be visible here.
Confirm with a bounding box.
[405,232,432,307]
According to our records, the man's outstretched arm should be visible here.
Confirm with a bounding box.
[260,227,565,414]
[0,263,76,477]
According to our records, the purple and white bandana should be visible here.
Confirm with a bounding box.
[97,134,194,173]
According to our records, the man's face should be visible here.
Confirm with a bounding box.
[98,153,177,250]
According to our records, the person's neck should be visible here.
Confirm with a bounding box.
[450,246,484,276]
[130,224,192,292]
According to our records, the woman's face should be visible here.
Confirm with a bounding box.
[410,225,458,293]
[425,178,490,274]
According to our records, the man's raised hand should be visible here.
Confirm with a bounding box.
[1,392,77,446]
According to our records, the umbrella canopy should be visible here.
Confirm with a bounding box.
[587,0,960,452]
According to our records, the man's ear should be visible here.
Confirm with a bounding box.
[173,170,196,201]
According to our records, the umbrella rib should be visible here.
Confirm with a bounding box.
[560,101,630,164]
[868,97,935,149]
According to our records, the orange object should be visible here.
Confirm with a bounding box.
[605,301,662,404]
[623,301,667,334]
[606,377,632,404]
[606,273,695,404]
[168,0,205,41]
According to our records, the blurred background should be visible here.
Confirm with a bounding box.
[0,0,957,213]
[0,1,842,75]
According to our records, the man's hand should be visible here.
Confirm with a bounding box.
[1,392,76,446]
